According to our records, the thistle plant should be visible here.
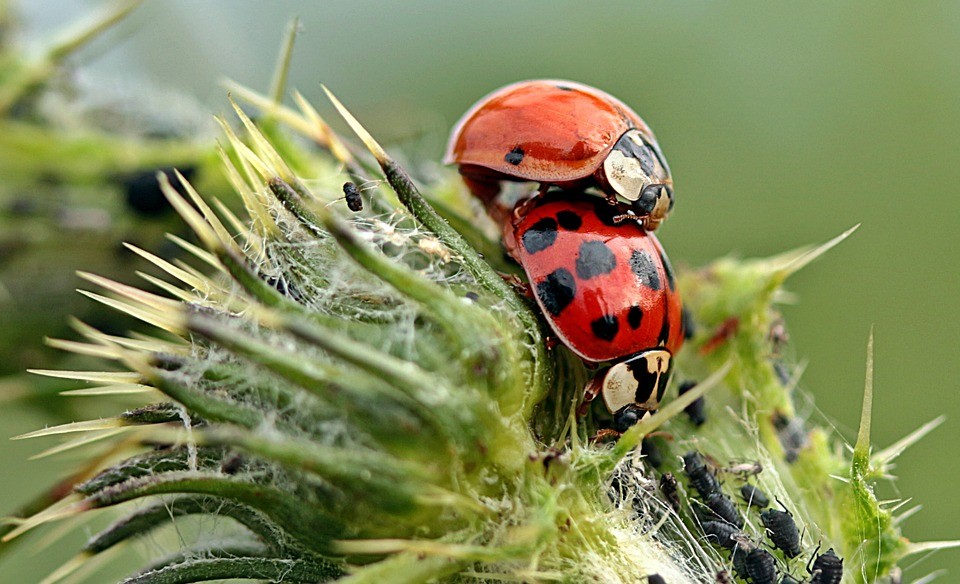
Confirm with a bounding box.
[3,13,958,584]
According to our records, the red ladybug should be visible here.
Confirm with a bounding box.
[506,193,684,429]
[445,80,674,230]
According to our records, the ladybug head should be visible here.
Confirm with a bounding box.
[600,348,673,420]
[601,129,674,227]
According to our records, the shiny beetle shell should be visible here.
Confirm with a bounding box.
[511,195,683,362]
[446,80,674,229]
[509,194,684,417]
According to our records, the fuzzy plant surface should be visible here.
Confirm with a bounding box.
[3,18,957,584]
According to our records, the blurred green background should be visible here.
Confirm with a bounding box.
[3,1,958,581]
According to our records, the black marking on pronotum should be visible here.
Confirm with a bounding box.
[522,217,558,254]
[556,209,582,231]
[613,130,659,177]
[659,248,676,291]
[629,250,662,290]
[504,146,525,165]
[576,240,617,279]
[744,548,778,584]
[536,268,576,316]
[761,508,801,559]
[627,305,644,329]
[630,358,662,404]
[739,484,770,508]
[678,380,706,426]
[647,574,666,584]
[591,314,619,341]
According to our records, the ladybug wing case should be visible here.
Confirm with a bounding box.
[512,195,683,364]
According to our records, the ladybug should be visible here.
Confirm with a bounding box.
[507,193,684,430]
[445,80,674,230]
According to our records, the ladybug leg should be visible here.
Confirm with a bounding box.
[577,373,604,417]
[591,428,622,443]
[499,273,533,298]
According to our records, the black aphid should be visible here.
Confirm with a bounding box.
[683,451,720,497]
[761,507,801,559]
[740,483,770,508]
[744,548,778,584]
[808,548,843,584]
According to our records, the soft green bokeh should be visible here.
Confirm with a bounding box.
[4,1,958,581]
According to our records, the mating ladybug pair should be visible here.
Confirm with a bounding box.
[446,80,686,432]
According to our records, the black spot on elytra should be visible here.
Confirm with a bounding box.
[627,305,644,329]
[536,268,576,316]
[590,314,619,341]
[629,250,661,290]
[575,240,617,279]
[658,313,671,346]
[504,146,525,166]
[521,217,558,254]
[556,210,582,231]
[659,249,676,291]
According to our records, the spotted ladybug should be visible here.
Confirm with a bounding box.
[507,193,684,429]
[446,80,674,230]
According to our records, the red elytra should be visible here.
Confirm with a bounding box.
[507,194,684,419]
[446,80,674,230]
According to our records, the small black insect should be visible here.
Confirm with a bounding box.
[343,181,363,212]
[678,380,706,426]
[808,547,843,584]
[744,547,778,584]
[659,472,680,512]
[701,520,741,550]
[683,451,720,497]
[772,412,808,463]
[761,507,802,559]
[220,453,244,475]
[704,491,744,529]
[647,574,666,584]
[121,166,196,216]
[731,542,752,582]
[641,437,662,468]
[740,484,770,508]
